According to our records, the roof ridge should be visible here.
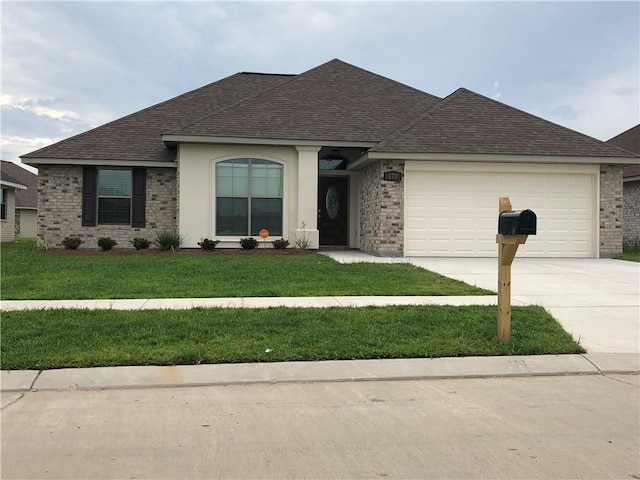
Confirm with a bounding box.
[22,71,291,159]
[371,88,465,151]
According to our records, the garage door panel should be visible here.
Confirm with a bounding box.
[405,165,596,257]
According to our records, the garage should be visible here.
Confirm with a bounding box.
[404,161,599,257]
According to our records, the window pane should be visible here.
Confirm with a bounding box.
[251,198,282,236]
[98,170,131,197]
[98,198,131,224]
[217,160,248,196]
[216,197,248,235]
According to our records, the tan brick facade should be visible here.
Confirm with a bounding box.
[623,180,640,247]
[37,165,177,249]
[359,159,404,256]
[599,164,624,257]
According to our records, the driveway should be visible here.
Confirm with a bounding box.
[411,258,639,354]
[327,253,640,354]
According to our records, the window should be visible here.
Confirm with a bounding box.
[0,188,6,220]
[82,167,146,227]
[216,159,283,236]
[98,169,132,224]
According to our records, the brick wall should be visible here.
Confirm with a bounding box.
[623,180,640,247]
[1,188,16,242]
[599,165,623,257]
[359,159,404,256]
[37,165,177,249]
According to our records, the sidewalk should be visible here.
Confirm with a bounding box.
[2,253,638,395]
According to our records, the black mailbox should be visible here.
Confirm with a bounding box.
[498,209,537,235]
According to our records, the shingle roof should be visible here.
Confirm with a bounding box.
[371,88,637,158]
[0,161,37,208]
[172,59,441,143]
[22,72,294,162]
[21,59,637,163]
[606,125,640,178]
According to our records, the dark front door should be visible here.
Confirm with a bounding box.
[318,176,348,245]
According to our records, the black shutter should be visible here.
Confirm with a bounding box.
[82,167,97,226]
[131,168,146,228]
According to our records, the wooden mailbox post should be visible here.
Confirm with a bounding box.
[496,197,536,343]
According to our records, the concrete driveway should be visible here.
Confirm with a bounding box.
[410,257,640,354]
[326,253,639,355]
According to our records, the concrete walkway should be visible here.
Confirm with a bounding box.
[2,253,638,393]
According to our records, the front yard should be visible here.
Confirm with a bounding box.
[0,239,585,369]
[1,239,491,299]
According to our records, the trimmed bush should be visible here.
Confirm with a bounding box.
[155,231,185,251]
[62,237,81,250]
[97,237,117,251]
[131,237,151,250]
[239,237,258,250]
[198,238,220,250]
[272,239,289,249]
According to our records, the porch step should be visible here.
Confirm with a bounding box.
[319,245,351,251]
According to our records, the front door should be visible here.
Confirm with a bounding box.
[318,177,348,245]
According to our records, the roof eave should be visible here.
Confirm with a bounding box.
[162,134,376,149]
[0,180,27,190]
[348,151,640,170]
[21,158,177,168]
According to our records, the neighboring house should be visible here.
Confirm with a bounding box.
[606,125,640,248]
[21,59,638,257]
[0,161,38,238]
[0,169,27,242]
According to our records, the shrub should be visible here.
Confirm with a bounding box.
[62,237,81,250]
[97,237,117,251]
[272,239,289,249]
[154,231,185,251]
[198,238,220,250]
[239,237,258,250]
[131,237,151,250]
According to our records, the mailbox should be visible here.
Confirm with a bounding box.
[498,209,537,235]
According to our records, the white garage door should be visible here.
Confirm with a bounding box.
[404,162,598,257]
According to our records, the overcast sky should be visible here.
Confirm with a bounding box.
[2,1,638,170]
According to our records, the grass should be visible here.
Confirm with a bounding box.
[0,305,584,370]
[0,239,492,300]
[619,243,640,262]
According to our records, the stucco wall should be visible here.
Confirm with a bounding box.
[599,164,624,257]
[37,165,177,248]
[1,188,17,242]
[178,144,300,248]
[359,159,404,256]
[623,180,640,247]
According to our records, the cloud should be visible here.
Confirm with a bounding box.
[523,68,639,141]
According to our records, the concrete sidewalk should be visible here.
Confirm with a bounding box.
[2,353,639,398]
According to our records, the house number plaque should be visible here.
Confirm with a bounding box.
[383,171,402,182]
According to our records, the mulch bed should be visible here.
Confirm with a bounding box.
[40,247,317,256]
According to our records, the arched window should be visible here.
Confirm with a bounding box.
[216,158,283,236]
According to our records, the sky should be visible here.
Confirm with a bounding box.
[1,1,639,172]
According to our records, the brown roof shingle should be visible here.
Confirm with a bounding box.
[371,88,637,158]
[22,72,294,163]
[606,124,640,177]
[0,161,36,208]
[172,59,441,142]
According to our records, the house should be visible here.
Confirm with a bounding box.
[21,59,638,257]
[606,125,640,248]
[0,161,38,238]
[0,168,27,242]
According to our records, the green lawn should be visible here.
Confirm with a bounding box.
[1,305,584,370]
[1,239,492,299]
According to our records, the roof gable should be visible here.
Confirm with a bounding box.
[1,161,36,207]
[372,88,637,158]
[171,59,442,143]
[607,124,640,177]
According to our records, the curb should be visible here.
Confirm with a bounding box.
[2,354,638,393]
